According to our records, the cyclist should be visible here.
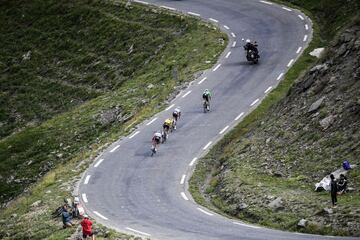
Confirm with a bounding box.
[172,107,181,130]
[202,89,212,111]
[152,131,162,153]
[162,118,173,142]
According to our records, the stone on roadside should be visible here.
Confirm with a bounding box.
[308,97,325,113]
[298,219,308,227]
[309,48,325,58]
[238,203,248,210]
[147,83,154,89]
[310,63,329,73]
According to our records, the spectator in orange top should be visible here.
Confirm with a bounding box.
[81,215,95,240]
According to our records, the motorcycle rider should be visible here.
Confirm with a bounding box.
[243,39,259,59]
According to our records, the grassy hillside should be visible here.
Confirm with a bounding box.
[0,0,193,138]
[190,0,360,237]
[0,0,226,205]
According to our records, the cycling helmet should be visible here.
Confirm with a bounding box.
[246,39,251,43]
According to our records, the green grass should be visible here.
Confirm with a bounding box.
[0,0,226,204]
[189,0,360,237]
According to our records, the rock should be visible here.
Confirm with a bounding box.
[309,48,325,58]
[31,200,42,208]
[11,213,17,218]
[310,63,329,73]
[273,171,283,178]
[22,51,31,60]
[268,197,284,210]
[323,207,333,214]
[147,83,154,89]
[265,137,271,144]
[98,107,122,126]
[46,190,52,194]
[298,219,308,227]
[238,203,248,210]
[319,115,335,130]
[308,97,325,113]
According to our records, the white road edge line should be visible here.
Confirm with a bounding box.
[160,5,175,11]
[250,98,260,106]
[94,158,104,168]
[282,6,292,11]
[296,46,302,54]
[84,175,91,185]
[146,117,158,126]
[305,24,309,30]
[166,104,175,111]
[182,90,192,98]
[225,51,232,59]
[181,192,189,201]
[129,131,140,139]
[82,193,88,203]
[126,227,151,237]
[287,59,294,67]
[198,77,207,85]
[93,211,108,220]
[303,34,308,42]
[133,0,149,5]
[209,18,219,23]
[110,145,120,153]
[188,11,200,17]
[260,0,273,5]
[232,41,237,47]
[212,64,221,72]
[277,72,284,81]
[180,175,186,185]
[234,112,244,121]
[197,208,214,216]
[219,125,229,135]
[189,157,197,166]
[203,141,212,150]
[233,222,260,229]
[298,14,304,20]
[264,86,273,94]
[231,32,236,38]
[224,25,230,30]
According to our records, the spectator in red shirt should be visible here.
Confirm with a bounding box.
[81,215,95,240]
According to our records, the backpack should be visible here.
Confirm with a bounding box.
[342,160,351,170]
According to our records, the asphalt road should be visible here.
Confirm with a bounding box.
[79,0,358,239]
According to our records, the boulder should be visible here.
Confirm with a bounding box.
[309,48,325,58]
[308,97,325,113]
[31,200,42,208]
[319,115,336,129]
[268,197,284,210]
[323,207,333,214]
[310,63,329,73]
[298,219,308,227]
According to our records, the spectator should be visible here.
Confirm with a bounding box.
[330,174,337,207]
[62,205,73,228]
[337,174,348,194]
[81,215,95,240]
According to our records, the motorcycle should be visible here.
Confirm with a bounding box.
[246,49,259,64]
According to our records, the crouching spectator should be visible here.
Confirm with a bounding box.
[337,174,348,194]
[62,205,73,228]
[81,214,95,240]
